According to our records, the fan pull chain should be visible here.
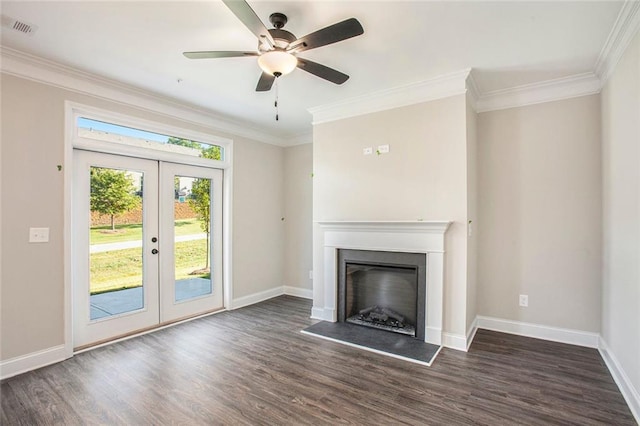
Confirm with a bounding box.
[274,77,279,121]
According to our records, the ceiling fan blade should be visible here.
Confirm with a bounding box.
[256,72,275,92]
[287,18,364,53]
[222,0,275,48]
[296,58,349,85]
[183,51,258,59]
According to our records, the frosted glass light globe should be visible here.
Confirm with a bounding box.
[258,50,297,76]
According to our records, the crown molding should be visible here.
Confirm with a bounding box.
[475,72,602,113]
[0,46,290,147]
[465,71,481,112]
[595,0,640,84]
[308,69,471,125]
[285,131,313,146]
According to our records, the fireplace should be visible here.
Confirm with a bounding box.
[338,249,426,340]
[315,221,450,345]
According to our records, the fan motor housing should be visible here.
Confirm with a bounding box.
[259,28,296,51]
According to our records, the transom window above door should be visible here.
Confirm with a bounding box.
[77,117,224,161]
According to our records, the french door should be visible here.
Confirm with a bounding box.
[73,150,223,348]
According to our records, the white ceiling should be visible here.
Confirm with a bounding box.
[0,1,624,141]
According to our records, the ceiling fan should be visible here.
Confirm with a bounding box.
[183,0,364,92]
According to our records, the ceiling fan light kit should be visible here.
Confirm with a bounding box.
[257,50,297,76]
[184,0,364,107]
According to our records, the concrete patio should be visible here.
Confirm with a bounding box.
[90,278,212,320]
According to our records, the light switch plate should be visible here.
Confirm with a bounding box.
[29,227,50,243]
[363,147,373,155]
[377,144,390,154]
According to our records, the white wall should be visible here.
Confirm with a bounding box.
[477,94,602,332]
[284,144,313,293]
[466,93,478,334]
[0,73,285,361]
[601,28,640,410]
[312,95,471,337]
[231,137,284,300]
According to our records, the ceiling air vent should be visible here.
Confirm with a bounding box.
[1,15,38,36]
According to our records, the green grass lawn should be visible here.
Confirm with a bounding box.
[90,238,209,294]
[90,219,204,244]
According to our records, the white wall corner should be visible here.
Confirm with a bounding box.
[466,70,481,112]
[308,69,471,125]
[598,336,640,423]
[441,317,478,352]
[230,286,284,310]
[283,286,313,299]
[0,46,289,147]
[0,345,69,380]
[595,0,640,85]
[475,73,602,113]
[476,316,600,348]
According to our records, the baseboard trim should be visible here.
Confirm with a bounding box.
[598,337,640,423]
[310,307,335,322]
[0,344,69,380]
[476,315,599,348]
[442,332,468,351]
[283,286,313,299]
[466,317,479,351]
[231,286,284,310]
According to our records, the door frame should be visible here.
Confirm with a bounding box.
[63,102,234,357]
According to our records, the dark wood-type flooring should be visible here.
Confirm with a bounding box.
[1,296,635,425]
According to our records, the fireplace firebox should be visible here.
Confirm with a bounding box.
[338,249,426,340]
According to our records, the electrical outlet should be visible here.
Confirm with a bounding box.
[29,227,49,243]
[309,270,313,280]
[363,147,373,155]
[519,294,528,307]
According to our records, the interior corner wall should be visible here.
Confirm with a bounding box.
[283,143,313,292]
[312,94,470,338]
[600,29,640,401]
[0,73,285,361]
[465,95,478,334]
[477,94,602,332]
[230,137,285,300]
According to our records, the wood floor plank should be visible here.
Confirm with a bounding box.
[1,296,636,425]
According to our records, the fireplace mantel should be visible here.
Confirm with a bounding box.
[318,221,451,233]
[314,220,451,346]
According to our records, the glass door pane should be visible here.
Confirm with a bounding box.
[160,163,223,322]
[89,167,145,319]
[73,150,159,348]
[173,175,212,302]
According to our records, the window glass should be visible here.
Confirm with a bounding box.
[77,117,223,160]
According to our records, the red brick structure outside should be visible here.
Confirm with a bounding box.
[91,202,196,227]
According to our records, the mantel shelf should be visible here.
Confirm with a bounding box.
[316,221,451,234]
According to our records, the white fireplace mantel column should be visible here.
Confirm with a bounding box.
[313,221,451,346]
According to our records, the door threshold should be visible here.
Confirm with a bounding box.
[74,307,227,354]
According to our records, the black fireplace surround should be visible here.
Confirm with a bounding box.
[338,249,427,340]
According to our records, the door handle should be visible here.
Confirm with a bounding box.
[151,237,158,243]
[151,249,158,255]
